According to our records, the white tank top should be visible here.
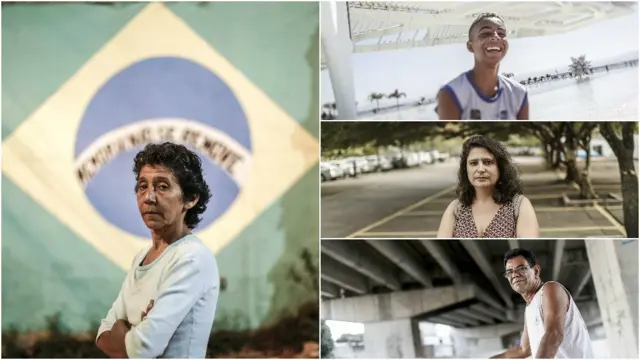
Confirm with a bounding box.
[525,281,594,359]
[441,71,528,120]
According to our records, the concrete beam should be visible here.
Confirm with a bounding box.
[322,280,340,298]
[419,240,463,284]
[461,241,514,308]
[552,240,566,281]
[322,240,401,290]
[586,315,602,328]
[366,240,433,287]
[474,286,507,312]
[322,284,476,323]
[470,304,508,322]
[508,239,520,250]
[573,269,592,298]
[440,312,481,327]
[322,254,368,294]
[455,307,495,324]
[428,316,467,328]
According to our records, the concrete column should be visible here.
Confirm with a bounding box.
[585,239,638,358]
[362,318,421,358]
[320,1,357,119]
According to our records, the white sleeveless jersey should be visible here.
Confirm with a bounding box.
[441,71,528,120]
[525,281,594,359]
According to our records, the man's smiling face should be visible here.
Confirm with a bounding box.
[468,16,509,65]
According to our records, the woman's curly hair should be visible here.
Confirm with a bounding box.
[133,142,212,229]
[456,135,522,206]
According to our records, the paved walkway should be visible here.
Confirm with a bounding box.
[345,161,627,239]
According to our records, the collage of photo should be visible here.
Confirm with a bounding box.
[1,1,638,359]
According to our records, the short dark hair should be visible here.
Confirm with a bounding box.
[456,135,523,206]
[133,142,212,229]
[468,12,505,39]
[504,248,537,268]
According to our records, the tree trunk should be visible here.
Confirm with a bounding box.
[599,123,638,238]
[553,146,563,169]
[565,150,580,183]
[564,125,597,199]
[584,140,591,174]
[542,143,553,168]
[564,132,580,183]
[578,136,598,199]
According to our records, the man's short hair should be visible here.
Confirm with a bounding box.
[468,12,505,39]
[503,248,537,268]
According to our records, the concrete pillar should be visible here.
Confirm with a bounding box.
[585,239,638,358]
[320,1,357,119]
[362,318,421,358]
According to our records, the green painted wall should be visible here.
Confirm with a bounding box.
[2,2,319,332]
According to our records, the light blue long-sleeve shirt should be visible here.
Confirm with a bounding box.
[96,235,219,358]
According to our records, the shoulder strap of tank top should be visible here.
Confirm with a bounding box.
[539,281,571,318]
[514,194,524,220]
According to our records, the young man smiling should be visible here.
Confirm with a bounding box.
[438,13,529,120]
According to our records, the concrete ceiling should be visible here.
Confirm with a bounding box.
[346,1,637,52]
[321,239,596,327]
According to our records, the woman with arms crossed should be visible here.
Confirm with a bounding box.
[96,142,219,358]
[437,135,539,238]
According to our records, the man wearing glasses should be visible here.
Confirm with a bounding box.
[490,248,593,359]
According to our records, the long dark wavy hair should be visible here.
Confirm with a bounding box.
[456,135,523,206]
[133,142,212,229]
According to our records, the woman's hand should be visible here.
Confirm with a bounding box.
[141,300,155,321]
[111,319,131,339]
[96,320,130,358]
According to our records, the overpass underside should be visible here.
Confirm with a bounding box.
[321,239,638,358]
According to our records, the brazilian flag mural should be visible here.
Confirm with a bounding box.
[2,1,319,354]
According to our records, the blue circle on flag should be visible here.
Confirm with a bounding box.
[74,57,252,238]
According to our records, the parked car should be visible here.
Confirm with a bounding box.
[320,162,343,181]
[329,160,356,177]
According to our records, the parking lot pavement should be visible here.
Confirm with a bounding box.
[322,157,630,238]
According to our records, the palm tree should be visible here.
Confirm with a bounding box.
[368,92,385,111]
[569,55,592,79]
[387,89,406,108]
[323,103,337,119]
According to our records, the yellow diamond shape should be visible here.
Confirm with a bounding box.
[2,3,319,271]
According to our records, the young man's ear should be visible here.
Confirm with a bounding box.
[466,40,473,53]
